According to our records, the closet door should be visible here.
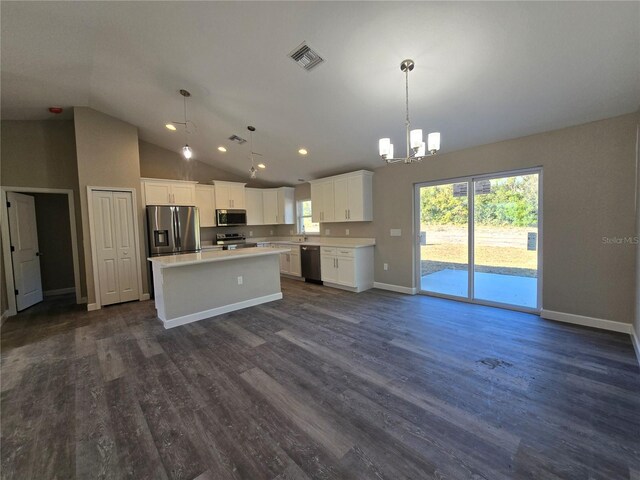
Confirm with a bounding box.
[92,190,140,306]
[92,191,121,306]
[112,192,140,303]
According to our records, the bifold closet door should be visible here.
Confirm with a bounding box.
[92,190,139,306]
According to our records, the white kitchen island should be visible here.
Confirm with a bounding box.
[148,247,290,328]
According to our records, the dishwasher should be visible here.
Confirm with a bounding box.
[301,245,322,284]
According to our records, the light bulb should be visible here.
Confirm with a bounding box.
[378,138,390,156]
[427,132,441,154]
[217,146,227,152]
[165,123,177,131]
[417,142,426,157]
[257,163,266,169]
[182,145,193,159]
[410,129,423,149]
[298,148,308,155]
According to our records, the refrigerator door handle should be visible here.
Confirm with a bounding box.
[173,208,181,250]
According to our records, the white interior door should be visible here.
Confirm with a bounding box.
[113,192,140,303]
[92,190,140,306]
[7,192,43,311]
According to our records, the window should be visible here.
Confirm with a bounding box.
[297,199,320,234]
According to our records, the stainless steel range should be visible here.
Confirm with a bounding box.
[216,233,258,250]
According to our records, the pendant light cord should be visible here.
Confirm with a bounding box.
[405,67,411,158]
[183,94,188,144]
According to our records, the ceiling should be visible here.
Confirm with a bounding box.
[2,2,639,185]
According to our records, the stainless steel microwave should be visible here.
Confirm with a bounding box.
[216,209,247,226]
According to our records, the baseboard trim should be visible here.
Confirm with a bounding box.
[373,282,417,295]
[44,287,76,297]
[541,309,633,334]
[1,309,10,326]
[140,293,151,301]
[87,303,100,312]
[162,292,283,329]
[631,330,640,368]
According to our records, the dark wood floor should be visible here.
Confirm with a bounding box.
[2,279,639,480]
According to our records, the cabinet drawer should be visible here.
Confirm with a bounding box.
[336,248,354,257]
[321,246,337,255]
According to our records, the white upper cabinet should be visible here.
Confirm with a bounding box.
[245,188,264,226]
[263,187,294,225]
[310,170,373,223]
[213,181,246,209]
[141,178,197,206]
[311,180,335,223]
[195,185,217,227]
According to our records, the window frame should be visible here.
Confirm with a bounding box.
[297,199,320,235]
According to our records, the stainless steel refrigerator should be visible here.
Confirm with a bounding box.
[146,205,200,256]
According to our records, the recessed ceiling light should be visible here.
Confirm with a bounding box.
[218,146,227,152]
[298,148,308,155]
[165,123,176,131]
[257,163,266,169]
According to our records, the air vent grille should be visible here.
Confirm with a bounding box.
[228,135,247,144]
[289,43,324,71]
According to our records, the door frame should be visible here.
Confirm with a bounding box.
[87,186,144,311]
[413,166,543,314]
[1,186,83,318]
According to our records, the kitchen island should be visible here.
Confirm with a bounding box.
[149,246,290,328]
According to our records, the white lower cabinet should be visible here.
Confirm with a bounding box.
[279,245,301,277]
[320,246,373,292]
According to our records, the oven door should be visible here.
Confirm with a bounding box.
[216,209,247,226]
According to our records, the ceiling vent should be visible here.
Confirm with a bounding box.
[289,43,324,71]
[228,134,247,144]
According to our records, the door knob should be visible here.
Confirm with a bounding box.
[123,251,128,256]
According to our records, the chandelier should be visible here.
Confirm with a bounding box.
[247,125,264,179]
[379,59,440,164]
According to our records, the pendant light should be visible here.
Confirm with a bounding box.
[173,89,193,160]
[379,59,441,164]
[247,125,264,178]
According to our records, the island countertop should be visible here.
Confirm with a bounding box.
[148,246,291,269]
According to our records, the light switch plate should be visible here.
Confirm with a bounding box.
[249,231,253,237]
[237,276,243,285]
[384,263,389,271]
[270,230,274,235]
[346,229,350,236]
[325,228,331,235]
[390,229,402,237]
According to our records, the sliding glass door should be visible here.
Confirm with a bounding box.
[417,169,541,311]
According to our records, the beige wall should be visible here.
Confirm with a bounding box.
[74,107,148,306]
[373,113,639,325]
[635,121,640,341]
[33,193,75,292]
[139,140,267,187]
[0,119,87,298]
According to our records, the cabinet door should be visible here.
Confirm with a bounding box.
[310,183,322,223]
[144,182,172,205]
[320,181,335,222]
[263,190,278,224]
[229,185,245,209]
[278,188,295,224]
[245,189,264,225]
[336,256,355,287]
[195,186,216,227]
[346,175,364,221]
[333,178,348,222]
[171,184,195,205]
[214,185,231,209]
[289,251,301,277]
[321,255,338,283]
[280,252,289,273]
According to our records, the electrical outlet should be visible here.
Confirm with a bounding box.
[390,229,402,237]
[384,263,389,271]
[270,230,274,235]
[249,231,253,237]
[325,228,331,235]
[237,276,243,285]
[289,229,293,235]
[346,229,350,236]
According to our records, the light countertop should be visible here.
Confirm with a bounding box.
[257,239,375,249]
[148,246,291,268]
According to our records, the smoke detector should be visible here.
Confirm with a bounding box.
[289,42,324,71]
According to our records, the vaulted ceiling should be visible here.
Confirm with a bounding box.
[2,2,639,184]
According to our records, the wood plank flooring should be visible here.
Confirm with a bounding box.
[2,279,639,479]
